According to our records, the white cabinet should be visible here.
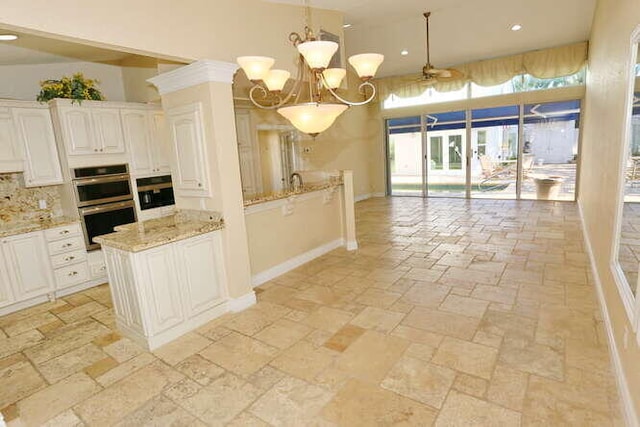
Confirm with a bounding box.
[44,223,89,291]
[2,231,54,301]
[122,109,170,176]
[0,251,15,308]
[54,101,125,156]
[102,230,226,350]
[0,107,23,172]
[11,108,63,187]
[166,103,211,197]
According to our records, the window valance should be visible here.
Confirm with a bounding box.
[377,42,588,99]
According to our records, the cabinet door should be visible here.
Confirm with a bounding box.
[12,108,63,187]
[2,232,53,301]
[92,108,125,153]
[59,107,95,155]
[0,107,23,172]
[122,109,153,175]
[150,112,171,174]
[138,246,184,334]
[176,233,224,316]
[0,250,15,308]
[167,103,210,197]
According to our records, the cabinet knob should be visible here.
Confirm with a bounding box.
[59,230,69,235]
[62,243,73,248]
[100,149,104,152]
[94,149,98,152]
[68,271,78,276]
[64,256,75,261]
[197,183,202,187]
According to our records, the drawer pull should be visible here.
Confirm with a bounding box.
[59,230,69,235]
[99,265,106,271]
[64,256,75,262]
[62,243,73,248]
[68,271,78,277]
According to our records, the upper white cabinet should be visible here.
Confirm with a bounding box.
[122,108,170,176]
[0,107,23,173]
[52,100,125,156]
[166,102,211,197]
[11,107,63,187]
[2,231,54,301]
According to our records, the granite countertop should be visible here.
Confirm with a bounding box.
[0,216,79,238]
[243,179,343,207]
[93,209,224,253]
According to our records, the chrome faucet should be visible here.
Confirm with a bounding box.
[290,172,303,191]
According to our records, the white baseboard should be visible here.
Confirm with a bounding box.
[251,238,344,287]
[578,203,638,426]
[227,291,257,312]
[346,240,358,251]
[354,192,385,202]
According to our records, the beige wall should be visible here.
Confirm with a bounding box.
[0,0,343,71]
[245,189,343,275]
[120,56,163,103]
[580,0,640,417]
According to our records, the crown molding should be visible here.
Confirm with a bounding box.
[148,59,239,95]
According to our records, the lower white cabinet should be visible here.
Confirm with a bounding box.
[102,230,226,350]
[0,251,15,308]
[1,231,54,301]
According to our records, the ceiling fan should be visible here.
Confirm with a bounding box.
[421,11,464,83]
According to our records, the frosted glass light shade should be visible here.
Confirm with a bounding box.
[297,41,339,70]
[263,69,291,91]
[237,56,275,81]
[277,103,348,136]
[348,53,384,79]
[322,68,346,89]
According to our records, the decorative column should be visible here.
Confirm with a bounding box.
[149,60,254,310]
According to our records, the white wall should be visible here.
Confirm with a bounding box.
[0,61,126,101]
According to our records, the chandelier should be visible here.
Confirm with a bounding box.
[236,7,383,137]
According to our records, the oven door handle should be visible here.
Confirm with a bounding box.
[137,182,173,192]
[79,200,135,216]
[74,174,131,186]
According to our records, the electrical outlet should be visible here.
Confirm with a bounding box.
[38,199,47,209]
[303,147,312,153]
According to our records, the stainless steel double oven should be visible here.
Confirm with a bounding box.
[73,164,136,251]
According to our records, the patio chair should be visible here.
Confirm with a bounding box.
[478,155,515,191]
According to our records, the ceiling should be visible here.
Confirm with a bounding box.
[0,29,134,65]
[264,0,596,78]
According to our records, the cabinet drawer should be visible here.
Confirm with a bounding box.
[54,262,90,289]
[50,249,87,268]
[48,235,85,255]
[45,224,82,242]
[90,262,107,279]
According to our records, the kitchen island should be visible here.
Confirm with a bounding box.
[94,209,228,350]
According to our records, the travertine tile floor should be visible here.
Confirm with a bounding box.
[0,197,623,426]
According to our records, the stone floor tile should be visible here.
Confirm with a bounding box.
[487,364,528,411]
[173,372,263,425]
[499,335,564,381]
[247,365,287,391]
[254,318,312,349]
[56,301,108,324]
[452,373,488,399]
[74,361,183,425]
[94,352,156,387]
[431,337,498,380]
[381,357,455,409]
[349,306,404,333]
[0,330,44,359]
[199,332,278,377]
[439,294,489,318]
[226,412,271,427]
[114,394,204,427]
[36,343,106,384]
[174,354,225,386]
[153,332,211,366]
[400,282,450,308]
[334,330,409,382]
[354,288,402,309]
[249,376,334,425]
[3,311,58,337]
[84,356,119,379]
[322,378,438,425]
[435,390,521,426]
[40,409,84,427]
[303,306,354,333]
[102,337,145,363]
[270,340,337,382]
[402,307,480,340]
[18,372,101,426]
[323,324,366,352]
[0,354,46,408]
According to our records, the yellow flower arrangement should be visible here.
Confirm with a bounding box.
[37,72,104,103]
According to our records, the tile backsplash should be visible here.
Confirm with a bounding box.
[0,173,62,224]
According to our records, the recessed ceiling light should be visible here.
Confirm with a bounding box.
[401,49,409,56]
[511,24,522,31]
[0,34,18,41]
[343,23,352,29]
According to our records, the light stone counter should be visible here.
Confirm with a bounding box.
[243,179,343,207]
[0,216,79,238]
[94,209,224,253]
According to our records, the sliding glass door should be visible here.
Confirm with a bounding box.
[425,111,467,198]
[387,117,423,196]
